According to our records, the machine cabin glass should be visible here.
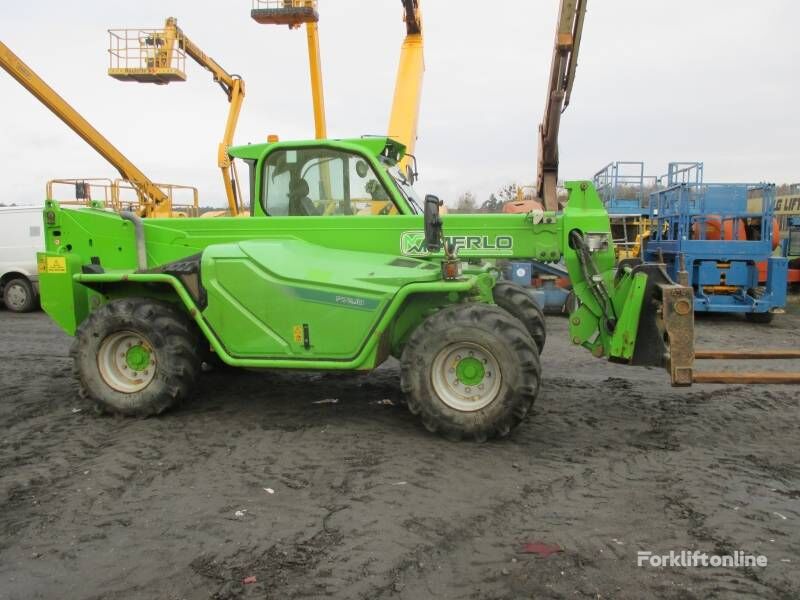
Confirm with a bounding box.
[261,148,400,217]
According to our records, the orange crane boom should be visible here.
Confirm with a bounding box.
[537,0,587,211]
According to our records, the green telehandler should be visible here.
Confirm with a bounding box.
[37,137,695,441]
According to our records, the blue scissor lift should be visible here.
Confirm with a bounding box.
[593,161,659,257]
[644,162,788,322]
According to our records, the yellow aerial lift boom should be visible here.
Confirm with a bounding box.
[251,1,327,139]
[537,0,587,211]
[108,18,245,216]
[388,0,424,178]
[0,41,183,218]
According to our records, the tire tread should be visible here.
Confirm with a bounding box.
[71,298,201,417]
[400,303,541,442]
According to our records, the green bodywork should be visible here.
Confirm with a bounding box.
[36,136,660,373]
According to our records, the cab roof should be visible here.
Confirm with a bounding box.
[229,136,406,165]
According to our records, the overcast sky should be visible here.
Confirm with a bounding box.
[2,1,799,208]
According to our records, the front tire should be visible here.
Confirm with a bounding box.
[71,298,201,416]
[3,277,37,313]
[492,280,546,352]
[400,303,541,442]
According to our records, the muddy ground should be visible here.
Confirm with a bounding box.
[0,303,798,600]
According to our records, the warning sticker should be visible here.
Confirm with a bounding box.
[293,325,303,343]
[37,256,48,274]
[46,256,67,274]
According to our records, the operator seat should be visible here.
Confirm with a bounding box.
[288,179,320,216]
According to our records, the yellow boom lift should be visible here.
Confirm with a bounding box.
[537,0,586,211]
[388,0,424,178]
[108,18,245,216]
[0,41,195,218]
[251,0,327,139]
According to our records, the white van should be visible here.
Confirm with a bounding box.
[0,206,44,312]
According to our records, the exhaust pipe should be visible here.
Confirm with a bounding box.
[120,211,147,271]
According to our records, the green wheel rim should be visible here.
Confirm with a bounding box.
[97,331,156,393]
[431,341,502,412]
[125,345,152,372]
[456,356,485,386]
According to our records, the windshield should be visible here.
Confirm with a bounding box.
[388,167,423,215]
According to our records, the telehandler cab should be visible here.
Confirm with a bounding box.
[37,136,694,441]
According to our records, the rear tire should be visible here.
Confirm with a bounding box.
[492,280,546,352]
[400,303,541,442]
[71,298,201,416]
[3,277,37,313]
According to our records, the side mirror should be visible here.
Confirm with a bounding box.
[424,194,443,252]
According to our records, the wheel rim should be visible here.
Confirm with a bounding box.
[5,283,28,310]
[97,331,156,393]
[431,341,502,412]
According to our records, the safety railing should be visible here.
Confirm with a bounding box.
[46,178,114,207]
[649,183,776,248]
[252,0,318,9]
[108,27,187,82]
[593,161,660,258]
[46,179,199,218]
[114,179,199,217]
[647,183,779,260]
[660,161,704,187]
[593,161,659,214]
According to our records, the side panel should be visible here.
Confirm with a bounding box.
[43,203,562,270]
[142,213,563,265]
[202,256,388,359]
[199,240,440,360]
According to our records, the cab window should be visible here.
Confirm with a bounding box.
[262,148,399,216]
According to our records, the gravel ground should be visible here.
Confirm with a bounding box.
[0,303,798,600]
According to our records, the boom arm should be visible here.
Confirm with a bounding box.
[249,2,326,140]
[161,18,246,216]
[109,18,246,216]
[388,0,424,176]
[305,21,327,140]
[537,0,586,211]
[0,41,170,216]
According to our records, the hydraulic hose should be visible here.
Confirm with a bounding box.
[570,230,618,332]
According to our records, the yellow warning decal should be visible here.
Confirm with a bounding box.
[293,325,303,343]
[37,256,48,274]
[46,256,67,274]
